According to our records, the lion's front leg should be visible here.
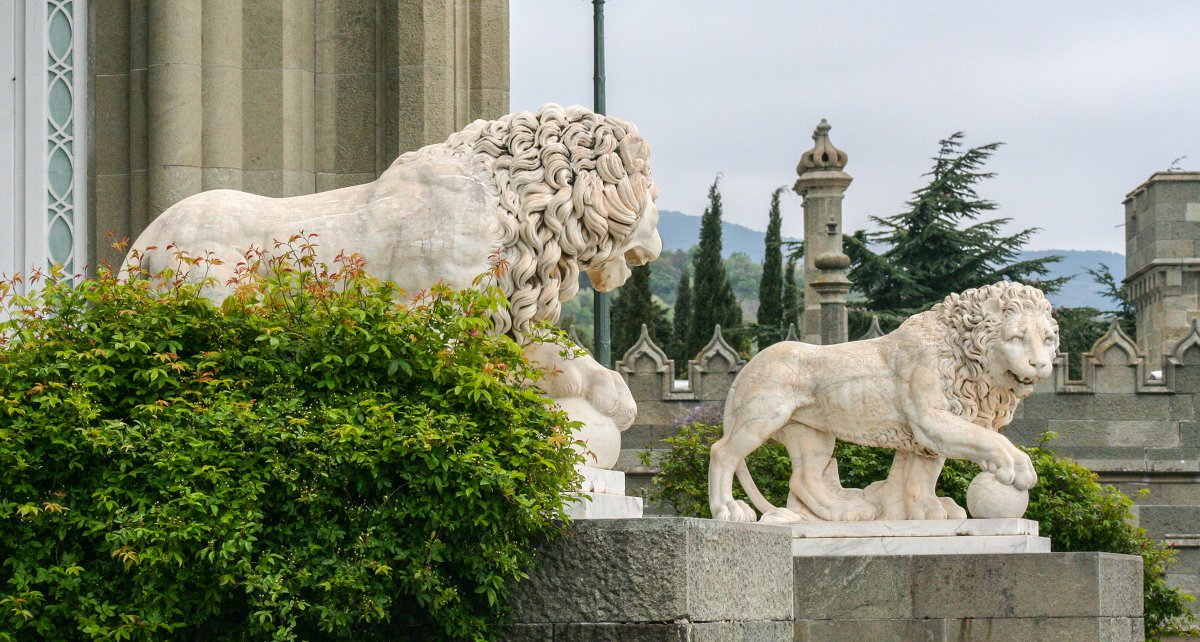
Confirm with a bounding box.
[913,411,1037,491]
[525,342,635,470]
[864,452,967,520]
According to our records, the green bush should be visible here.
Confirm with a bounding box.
[644,409,1197,639]
[0,240,582,640]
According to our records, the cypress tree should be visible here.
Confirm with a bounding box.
[687,178,744,356]
[782,255,800,336]
[757,187,786,346]
[610,264,670,359]
[672,267,692,374]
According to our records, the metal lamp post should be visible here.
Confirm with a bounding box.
[591,0,612,367]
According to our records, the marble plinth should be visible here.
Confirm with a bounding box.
[565,466,643,519]
[565,493,644,519]
[576,464,626,495]
[791,518,1051,557]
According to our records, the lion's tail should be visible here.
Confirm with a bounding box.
[735,459,779,516]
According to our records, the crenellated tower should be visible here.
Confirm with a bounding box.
[1123,171,1200,366]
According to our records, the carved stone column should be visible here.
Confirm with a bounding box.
[793,120,852,344]
[811,252,851,345]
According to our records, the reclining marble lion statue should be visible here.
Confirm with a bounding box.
[709,282,1058,522]
[124,104,660,469]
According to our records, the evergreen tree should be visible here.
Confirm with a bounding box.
[847,133,1066,318]
[782,255,800,336]
[757,187,786,346]
[611,264,670,359]
[687,178,745,356]
[1086,262,1136,338]
[672,268,692,374]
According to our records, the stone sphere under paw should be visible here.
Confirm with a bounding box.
[966,472,1029,518]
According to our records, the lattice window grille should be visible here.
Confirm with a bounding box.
[42,0,85,276]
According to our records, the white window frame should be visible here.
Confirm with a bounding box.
[1,0,87,291]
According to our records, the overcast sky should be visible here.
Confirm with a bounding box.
[510,1,1200,254]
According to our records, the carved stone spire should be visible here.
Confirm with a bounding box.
[797,119,849,174]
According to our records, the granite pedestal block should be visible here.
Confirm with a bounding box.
[794,551,1145,641]
[508,518,794,641]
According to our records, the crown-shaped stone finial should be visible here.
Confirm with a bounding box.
[797,119,849,175]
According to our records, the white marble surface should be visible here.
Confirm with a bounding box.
[792,534,1051,557]
[124,105,662,472]
[790,518,1040,539]
[710,282,1058,522]
[967,471,1030,518]
[564,493,644,519]
[575,465,626,496]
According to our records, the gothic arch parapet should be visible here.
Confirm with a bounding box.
[687,325,746,399]
[1081,319,1165,393]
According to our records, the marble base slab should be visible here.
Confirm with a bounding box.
[576,464,626,495]
[792,534,1050,557]
[790,517,1039,539]
[565,492,644,519]
[790,518,1050,557]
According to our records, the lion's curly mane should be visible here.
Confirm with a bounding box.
[924,282,1056,430]
[386,104,656,338]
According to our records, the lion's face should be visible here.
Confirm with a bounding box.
[587,193,662,291]
[989,306,1058,398]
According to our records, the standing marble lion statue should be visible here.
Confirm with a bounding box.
[125,104,661,470]
[709,282,1058,523]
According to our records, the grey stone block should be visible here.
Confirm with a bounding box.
[942,616,1143,642]
[1019,392,1094,420]
[500,623,554,641]
[510,518,793,625]
[553,623,688,641]
[1106,421,1180,448]
[1137,505,1200,538]
[793,555,913,620]
[1004,419,1053,447]
[912,553,1142,619]
[690,621,792,642]
[796,618,945,642]
[1114,481,1197,506]
[1095,395,1171,421]
[1170,396,1195,421]
[1167,548,1200,575]
[1181,421,1200,446]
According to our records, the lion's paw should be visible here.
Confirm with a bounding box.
[825,499,877,522]
[713,500,757,523]
[984,448,1038,491]
[939,496,968,520]
[1013,451,1037,490]
[760,508,810,524]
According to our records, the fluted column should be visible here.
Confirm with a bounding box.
[87,0,510,273]
[148,1,203,216]
[201,0,244,190]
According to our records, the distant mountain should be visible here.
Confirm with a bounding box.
[656,210,1124,310]
[657,210,799,262]
[1020,249,1125,309]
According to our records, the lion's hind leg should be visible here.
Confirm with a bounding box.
[864,452,967,520]
[776,424,877,522]
[708,398,794,522]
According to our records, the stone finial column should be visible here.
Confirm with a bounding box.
[812,252,851,345]
[794,119,852,344]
